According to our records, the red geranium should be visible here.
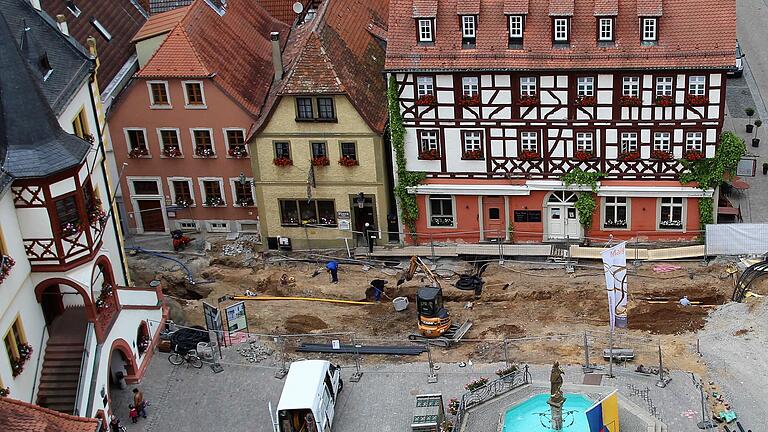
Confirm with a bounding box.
[685,94,709,106]
[519,150,540,160]
[518,95,540,106]
[273,157,293,167]
[656,95,674,107]
[684,150,705,161]
[619,95,642,107]
[463,150,483,160]
[128,146,148,158]
[419,149,440,160]
[618,151,640,161]
[650,149,672,161]
[575,96,597,107]
[458,94,480,107]
[311,156,330,167]
[338,156,359,167]
[574,151,594,161]
[415,94,437,106]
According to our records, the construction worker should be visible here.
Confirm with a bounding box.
[364,222,377,254]
[326,260,339,284]
[679,295,691,306]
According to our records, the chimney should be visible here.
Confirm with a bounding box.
[270,32,283,82]
[29,0,41,10]
[56,14,69,36]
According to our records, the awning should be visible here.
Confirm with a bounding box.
[728,176,750,190]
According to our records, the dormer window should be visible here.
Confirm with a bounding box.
[508,15,524,47]
[553,18,570,44]
[598,18,614,42]
[461,15,476,48]
[417,19,434,44]
[641,18,658,43]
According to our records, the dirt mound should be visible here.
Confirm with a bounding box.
[628,303,708,334]
[284,315,329,333]
[479,324,526,339]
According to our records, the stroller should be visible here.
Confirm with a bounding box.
[171,229,193,252]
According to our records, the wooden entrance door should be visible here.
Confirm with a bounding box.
[137,200,165,232]
[483,197,505,239]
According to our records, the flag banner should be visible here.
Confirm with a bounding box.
[601,242,628,329]
[585,390,620,432]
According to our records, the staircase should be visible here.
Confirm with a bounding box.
[37,307,87,414]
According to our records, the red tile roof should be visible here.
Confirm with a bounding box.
[456,0,480,15]
[549,0,574,16]
[0,397,99,432]
[504,0,529,15]
[385,0,736,71]
[594,0,618,16]
[132,6,189,42]
[256,0,303,25]
[41,0,148,92]
[137,0,290,115]
[413,0,438,17]
[637,0,663,17]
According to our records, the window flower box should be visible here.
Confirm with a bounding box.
[89,208,108,227]
[604,220,628,229]
[659,220,683,229]
[60,222,82,238]
[204,196,225,207]
[128,146,148,158]
[458,94,480,107]
[415,94,437,106]
[311,156,330,167]
[618,95,642,107]
[195,145,215,158]
[655,95,674,107]
[465,377,489,392]
[685,94,709,106]
[11,343,33,377]
[236,197,254,207]
[574,96,597,107]
[495,364,519,378]
[574,151,595,161]
[175,197,193,208]
[418,149,440,160]
[0,255,15,285]
[95,283,113,310]
[273,157,293,167]
[650,149,672,161]
[684,150,705,161]
[519,150,541,161]
[518,95,540,106]
[338,156,359,167]
[462,149,484,160]
[162,145,182,158]
[618,151,641,161]
[448,398,460,416]
[83,133,95,143]
[228,145,248,159]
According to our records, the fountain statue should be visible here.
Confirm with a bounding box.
[548,361,566,430]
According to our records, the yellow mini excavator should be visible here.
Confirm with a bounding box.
[398,257,472,347]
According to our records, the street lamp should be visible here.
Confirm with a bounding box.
[355,192,365,209]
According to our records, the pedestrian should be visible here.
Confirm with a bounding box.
[326,260,339,284]
[679,296,691,306]
[128,405,138,424]
[132,388,147,418]
[364,223,377,254]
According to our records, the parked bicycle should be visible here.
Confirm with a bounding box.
[168,349,203,368]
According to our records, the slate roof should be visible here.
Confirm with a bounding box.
[385,0,736,71]
[0,10,91,192]
[41,0,148,92]
[137,0,290,115]
[0,0,93,115]
[0,397,99,432]
[149,0,193,14]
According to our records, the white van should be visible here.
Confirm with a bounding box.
[270,360,343,432]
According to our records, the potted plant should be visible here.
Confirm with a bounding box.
[618,151,641,161]
[684,150,705,161]
[753,120,762,147]
[763,162,768,175]
[655,95,674,107]
[650,149,672,161]
[447,398,460,415]
[0,255,16,284]
[746,107,755,133]
[618,95,642,107]
[518,95,539,106]
[236,197,254,207]
[162,145,182,158]
[574,151,594,161]
[228,145,248,158]
[685,94,709,106]
[128,146,148,158]
[519,150,541,161]
[495,364,519,382]
[205,196,225,207]
[311,156,330,166]
[338,156,359,167]
[60,222,82,237]
[458,94,480,107]
[574,96,597,107]
[463,149,483,160]
[464,377,489,392]
[418,149,440,160]
[175,197,193,208]
[415,94,437,106]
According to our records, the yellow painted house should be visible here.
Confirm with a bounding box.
[248,0,391,250]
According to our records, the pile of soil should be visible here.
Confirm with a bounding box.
[628,303,709,334]
[478,324,526,339]
[284,315,329,333]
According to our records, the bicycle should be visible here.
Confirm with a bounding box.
[168,349,203,368]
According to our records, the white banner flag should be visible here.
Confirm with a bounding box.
[601,242,628,329]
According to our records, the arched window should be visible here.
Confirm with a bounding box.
[547,191,578,204]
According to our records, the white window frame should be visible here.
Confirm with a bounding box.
[461,16,476,39]
[123,128,150,156]
[577,77,594,97]
[223,127,248,155]
[462,131,483,152]
[656,77,674,96]
[653,132,671,151]
[147,80,171,108]
[167,177,196,207]
[236,220,261,233]
[182,80,207,109]
[520,77,537,96]
[419,130,439,151]
[575,132,594,152]
[509,15,524,38]
[205,221,231,233]
[229,177,256,208]
[127,176,163,197]
[602,197,630,230]
[190,128,217,157]
[658,197,685,231]
[642,18,657,41]
[598,18,613,41]
[427,195,456,228]
[418,19,433,43]
[553,18,569,42]
[685,132,704,151]
[126,176,167,234]
[688,76,706,96]
[157,128,182,156]
[416,76,434,97]
[198,177,226,207]
[620,132,638,153]
[520,131,538,152]
[462,77,479,97]
[622,76,640,97]
[175,220,201,232]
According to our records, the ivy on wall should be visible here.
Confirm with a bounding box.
[388,75,426,234]
[679,131,746,229]
[562,168,604,230]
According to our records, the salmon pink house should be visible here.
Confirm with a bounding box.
[386,0,736,243]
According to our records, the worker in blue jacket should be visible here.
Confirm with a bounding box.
[326,260,339,284]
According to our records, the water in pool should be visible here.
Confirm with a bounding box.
[502,393,593,432]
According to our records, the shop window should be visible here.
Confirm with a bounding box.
[659,197,684,230]
[428,195,455,227]
[279,200,336,226]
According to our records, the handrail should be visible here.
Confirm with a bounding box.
[29,325,48,404]
[73,322,94,416]
[452,365,530,432]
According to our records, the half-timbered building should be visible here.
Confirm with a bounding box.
[386,0,736,242]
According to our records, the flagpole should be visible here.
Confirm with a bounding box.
[608,323,614,378]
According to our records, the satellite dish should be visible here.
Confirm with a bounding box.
[292,1,304,14]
